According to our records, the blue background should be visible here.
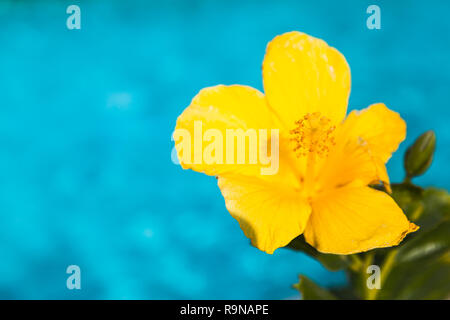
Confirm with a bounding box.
[0,0,448,299]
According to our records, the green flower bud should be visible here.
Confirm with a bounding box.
[404,130,436,179]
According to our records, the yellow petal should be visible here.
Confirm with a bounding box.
[315,103,405,191]
[314,131,390,192]
[218,175,312,254]
[174,85,276,177]
[262,31,351,129]
[341,103,406,162]
[304,185,419,254]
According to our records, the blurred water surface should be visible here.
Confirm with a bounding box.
[0,0,448,299]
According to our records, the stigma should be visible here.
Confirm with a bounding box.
[290,112,336,158]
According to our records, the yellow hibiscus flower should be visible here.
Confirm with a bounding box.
[174,31,418,255]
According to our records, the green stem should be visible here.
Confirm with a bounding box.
[367,250,398,300]
[410,203,424,221]
[348,254,363,272]
[362,252,375,299]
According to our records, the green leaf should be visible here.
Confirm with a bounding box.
[418,188,450,226]
[377,254,450,300]
[286,235,348,271]
[396,220,450,264]
[391,184,450,230]
[372,216,450,299]
[294,275,337,300]
[391,183,424,221]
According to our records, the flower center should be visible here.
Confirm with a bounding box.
[290,112,336,158]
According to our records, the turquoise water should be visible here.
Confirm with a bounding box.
[0,0,448,299]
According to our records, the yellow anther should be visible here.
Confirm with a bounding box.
[290,112,336,158]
